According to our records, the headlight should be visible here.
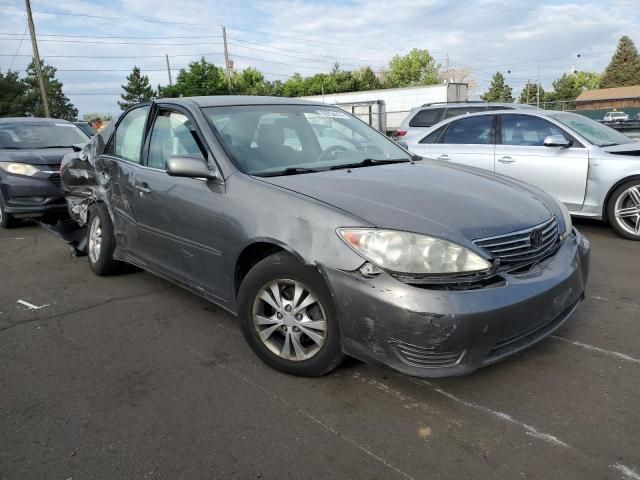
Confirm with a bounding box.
[555,199,572,238]
[0,162,40,176]
[337,228,491,275]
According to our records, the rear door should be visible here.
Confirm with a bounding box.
[423,114,496,172]
[133,106,227,300]
[494,113,588,210]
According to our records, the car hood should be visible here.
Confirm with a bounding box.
[601,143,640,156]
[0,148,73,165]
[258,160,557,244]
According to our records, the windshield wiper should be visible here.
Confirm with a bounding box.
[600,143,618,147]
[37,145,75,149]
[258,167,320,177]
[329,158,411,170]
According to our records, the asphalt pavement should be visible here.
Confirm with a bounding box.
[1,219,638,480]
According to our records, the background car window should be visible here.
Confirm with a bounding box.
[113,106,149,163]
[148,111,206,170]
[419,125,447,144]
[409,108,445,127]
[444,106,486,119]
[500,114,566,146]
[441,115,493,144]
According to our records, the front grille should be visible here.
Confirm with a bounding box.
[49,173,61,187]
[473,217,561,270]
[389,338,464,368]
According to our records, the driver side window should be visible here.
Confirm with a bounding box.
[148,110,207,170]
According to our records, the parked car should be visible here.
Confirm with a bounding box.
[603,111,629,122]
[404,110,640,240]
[394,101,539,144]
[0,117,89,228]
[74,121,97,137]
[59,96,589,378]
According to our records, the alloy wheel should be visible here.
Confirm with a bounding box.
[614,185,640,237]
[252,279,328,361]
[88,215,102,264]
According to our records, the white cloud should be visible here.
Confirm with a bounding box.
[0,0,638,113]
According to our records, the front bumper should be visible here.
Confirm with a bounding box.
[323,229,590,377]
[1,173,66,217]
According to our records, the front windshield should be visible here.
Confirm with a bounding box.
[0,122,89,149]
[549,112,634,147]
[203,104,412,175]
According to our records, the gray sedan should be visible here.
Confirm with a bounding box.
[401,110,640,240]
[59,96,590,378]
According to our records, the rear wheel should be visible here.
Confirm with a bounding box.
[0,195,18,229]
[238,252,343,377]
[87,203,120,275]
[607,180,640,240]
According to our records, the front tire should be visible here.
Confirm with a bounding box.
[0,195,19,229]
[237,252,343,377]
[607,180,640,240]
[87,203,120,275]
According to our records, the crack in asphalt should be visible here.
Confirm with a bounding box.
[0,286,175,334]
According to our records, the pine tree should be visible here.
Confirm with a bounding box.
[118,66,156,110]
[480,72,513,102]
[23,60,78,120]
[600,36,640,88]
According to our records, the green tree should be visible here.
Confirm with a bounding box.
[232,67,270,95]
[159,58,226,98]
[281,73,306,97]
[546,71,601,102]
[385,48,440,88]
[0,70,27,116]
[354,66,381,91]
[23,60,78,120]
[118,66,156,110]
[601,36,640,88]
[480,72,513,102]
[518,81,545,105]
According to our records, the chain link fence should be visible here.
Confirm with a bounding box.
[526,98,640,139]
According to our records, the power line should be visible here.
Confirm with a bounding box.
[0,52,225,59]
[7,18,28,71]
[0,31,221,39]
[0,37,223,46]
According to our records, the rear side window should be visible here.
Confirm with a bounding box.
[443,106,487,119]
[409,108,445,127]
[441,116,494,145]
[420,125,447,144]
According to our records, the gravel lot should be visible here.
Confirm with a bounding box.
[1,220,638,480]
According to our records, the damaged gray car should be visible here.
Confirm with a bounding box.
[59,96,590,378]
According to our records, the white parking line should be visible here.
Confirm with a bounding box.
[551,335,640,365]
[412,379,570,449]
[613,463,640,480]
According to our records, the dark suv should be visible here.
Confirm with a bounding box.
[0,117,89,228]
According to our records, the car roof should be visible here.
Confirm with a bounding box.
[0,117,73,124]
[419,101,538,109]
[158,95,328,108]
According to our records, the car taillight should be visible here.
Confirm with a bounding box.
[394,130,407,137]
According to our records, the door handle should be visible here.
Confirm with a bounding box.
[437,154,450,160]
[135,183,151,194]
[498,156,515,164]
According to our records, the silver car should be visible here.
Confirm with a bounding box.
[395,101,539,146]
[404,110,640,240]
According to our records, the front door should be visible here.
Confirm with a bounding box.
[494,114,588,210]
[133,107,227,300]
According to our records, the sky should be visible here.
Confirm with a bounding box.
[0,0,639,116]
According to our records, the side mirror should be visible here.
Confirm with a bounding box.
[543,135,572,148]
[166,155,217,180]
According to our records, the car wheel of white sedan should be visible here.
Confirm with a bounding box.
[608,180,640,240]
[238,252,343,377]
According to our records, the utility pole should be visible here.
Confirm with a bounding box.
[445,52,450,83]
[536,65,540,108]
[222,26,232,94]
[165,53,173,86]
[24,0,49,117]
